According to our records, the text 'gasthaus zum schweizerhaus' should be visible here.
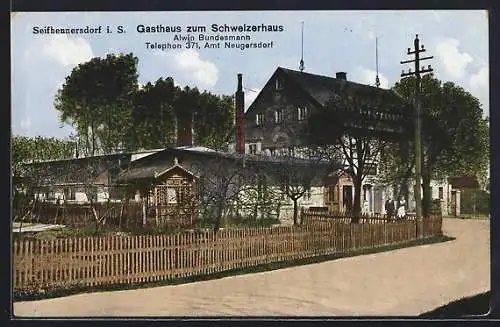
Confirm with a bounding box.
[137,24,284,51]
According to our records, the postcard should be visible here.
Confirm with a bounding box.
[11,10,490,318]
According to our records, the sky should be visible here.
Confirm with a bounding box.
[11,10,489,139]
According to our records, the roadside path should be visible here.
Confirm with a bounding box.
[14,218,490,317]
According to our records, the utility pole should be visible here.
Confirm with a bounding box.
[400,34,433,238]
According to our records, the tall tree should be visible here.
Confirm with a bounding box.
[126,77,179,150]
[195,93,234,151]
[55,53,139,156]
[390,75,489,217]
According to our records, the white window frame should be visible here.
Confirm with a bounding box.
[275,78,283,90]
[297,106,308,121]
[256,113,264,126]
[274,109,283,123]
[249,144,257,155]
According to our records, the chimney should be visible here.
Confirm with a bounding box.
[336,72,347,80]
[235,73,245,154]
[176,111,193,147]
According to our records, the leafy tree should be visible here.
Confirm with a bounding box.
[126,77,178,150]
[195,93,234,151]
[55,52,235,154]
[307,85,411,221]
[11,135,76,223]
[388,75,489,217]
[55,53,139,156]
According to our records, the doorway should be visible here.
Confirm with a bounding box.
[343,185,353,212]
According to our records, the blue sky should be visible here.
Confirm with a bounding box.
[11,10,488,139]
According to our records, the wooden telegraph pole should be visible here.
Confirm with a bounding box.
[400,34,433,238]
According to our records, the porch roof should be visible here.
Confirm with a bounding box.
[117,161,196,183]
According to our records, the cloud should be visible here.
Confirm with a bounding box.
[435,38,474,79]
[351,67,390,89]
[469,65,489,116]
[41,35,94,67]
[470,65,488,89]
[173,50,218,88]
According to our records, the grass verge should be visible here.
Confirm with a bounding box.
[419,291,491,317]
[14,234,455,302]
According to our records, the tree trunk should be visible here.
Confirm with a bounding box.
[214,203,223,232]
[422,172,432,219]
[352,176,362,223]
[293,199,299,225]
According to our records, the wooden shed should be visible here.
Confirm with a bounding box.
[117,158,197,228]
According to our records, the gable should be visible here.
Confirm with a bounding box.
[245,67,320,117]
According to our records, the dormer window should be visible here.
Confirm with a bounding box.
[256,113,264,126]
[297,106,308,121]
[275,78,283,90]
[274,109,283,123]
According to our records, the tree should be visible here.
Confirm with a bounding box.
[195,93,234,151]
[126,78,178,150]
[12,135,76,219]
[391,75,489,217]
[307,85,410,222]
[264,150,331,225]
[189,152,248,231]
[55,53,139,156]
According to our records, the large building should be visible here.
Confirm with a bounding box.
[228,67,457,216]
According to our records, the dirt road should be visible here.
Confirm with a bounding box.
[13,218,490,317]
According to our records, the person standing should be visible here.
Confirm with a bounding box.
[385,197,395,218]
[397,198,406,219]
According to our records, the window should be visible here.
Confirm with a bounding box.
[288,147,295,156]
[45,190,55,201]
[167,188,177,204]
[64,187,76,200]
[249,144,257,155]
[275,78,283,90]
[328,186,338,202]
[256,113,264,126]
[297,107,308,121]
[438,187,444,199]
[305,188,311,201]
[87,186,98,202]
[274,109,283,123]
[109,186,126,200]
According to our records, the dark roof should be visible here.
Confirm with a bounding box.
[117,162,196,183]
[117,146,343,184]
[248,67,409,111]
[448,176,480,189]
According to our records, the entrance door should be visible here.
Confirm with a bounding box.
[343,186,353,212]
[451,190,457,216]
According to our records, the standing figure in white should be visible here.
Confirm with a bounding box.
[397,198,406,219]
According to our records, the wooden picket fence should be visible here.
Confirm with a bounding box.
[301,208,417,224]
[12,216,442,293]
